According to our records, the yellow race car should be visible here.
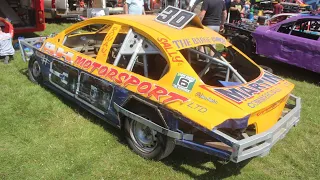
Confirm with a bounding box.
[19,6,301,163]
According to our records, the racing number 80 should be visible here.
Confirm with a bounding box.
[155,6,195,29]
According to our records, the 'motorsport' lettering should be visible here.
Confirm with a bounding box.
[74,56,188,104]
[207,72,283,104]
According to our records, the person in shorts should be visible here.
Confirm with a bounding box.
[0,25,14,64]
[124,0,145,15]
[198,0,227,32]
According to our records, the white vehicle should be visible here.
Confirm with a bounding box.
[264,13,298,25]
[44,0,69,19]
[44,0,123,19]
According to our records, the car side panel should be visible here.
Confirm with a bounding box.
[253,24,320,73]
[252,26,282,59]
[32,50,127,127]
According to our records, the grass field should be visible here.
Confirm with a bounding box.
[1,22,320,180]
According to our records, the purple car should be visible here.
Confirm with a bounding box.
[252,14,320,73]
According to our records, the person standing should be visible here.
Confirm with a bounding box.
[198,0,227,32]
[0,25,14,64]
[123,0,146,15]
[229,0,244,23]
[273,0,283,15]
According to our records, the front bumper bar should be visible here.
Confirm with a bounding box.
[213,94,301,163]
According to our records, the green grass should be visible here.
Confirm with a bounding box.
[1,22,320,179]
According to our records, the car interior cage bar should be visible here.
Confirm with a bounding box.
[113,28,133,66]
[143,54,148,78]
[127,38,144,71]
[112,28,169,78]
[189,48,247,84]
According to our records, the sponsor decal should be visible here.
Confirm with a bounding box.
[172,73,196,93]
[40,56,50,66]
[247,88,281,108]
[186,102,207,113]
[195,92,217,104]
[41,43,189,105]
[256,96,286,116]
[35,51,50,65]
[73,56,189,105]
[43,42,74,63]
[157,38,184,63]
[97,24,121,60]
[172,36,227,49]
[200,72,284,105]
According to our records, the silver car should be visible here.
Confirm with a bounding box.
[44,0,123,19]
[44,0,69,19]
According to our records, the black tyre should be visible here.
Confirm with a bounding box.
[124,106,175,160]
[28,57,43,84]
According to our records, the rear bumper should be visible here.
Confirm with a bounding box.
[213,94,301,162]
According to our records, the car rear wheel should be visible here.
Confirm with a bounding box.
[28,57,42,84]
[124,107,175,160]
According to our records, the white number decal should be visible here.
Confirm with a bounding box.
[155,6,195,29]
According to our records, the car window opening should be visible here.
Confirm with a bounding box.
[111,28,168,80]
[180,44,260,87]
[62,24,110,58]
[278,19,320,40]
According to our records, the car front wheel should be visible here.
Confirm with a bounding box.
[28,57,43,84]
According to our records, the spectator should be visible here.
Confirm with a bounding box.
[273,0,283,15]
[198,0,227,32]
[124,0,146,15]
[79,0,85,8]
[229,0,244,23]
[225,0,232,13]
[190,0,203,14]
[244,1,251,17]
[0,26,14,64]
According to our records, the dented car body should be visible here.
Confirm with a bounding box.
[252,14,320,73]
[20,6,301,163]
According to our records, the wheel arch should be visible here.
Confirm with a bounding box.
[115,95,169,130]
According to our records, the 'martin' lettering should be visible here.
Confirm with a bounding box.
[212,72,283,103]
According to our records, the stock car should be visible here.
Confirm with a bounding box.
[224,13,320,74]
[252,13,320,73]
[264,13,298,26]
[19,6,301,163]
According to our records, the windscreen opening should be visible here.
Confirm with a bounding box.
[180,44,260,87]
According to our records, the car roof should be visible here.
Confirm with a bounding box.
[272,13,298,17]
[91,15,231,49]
